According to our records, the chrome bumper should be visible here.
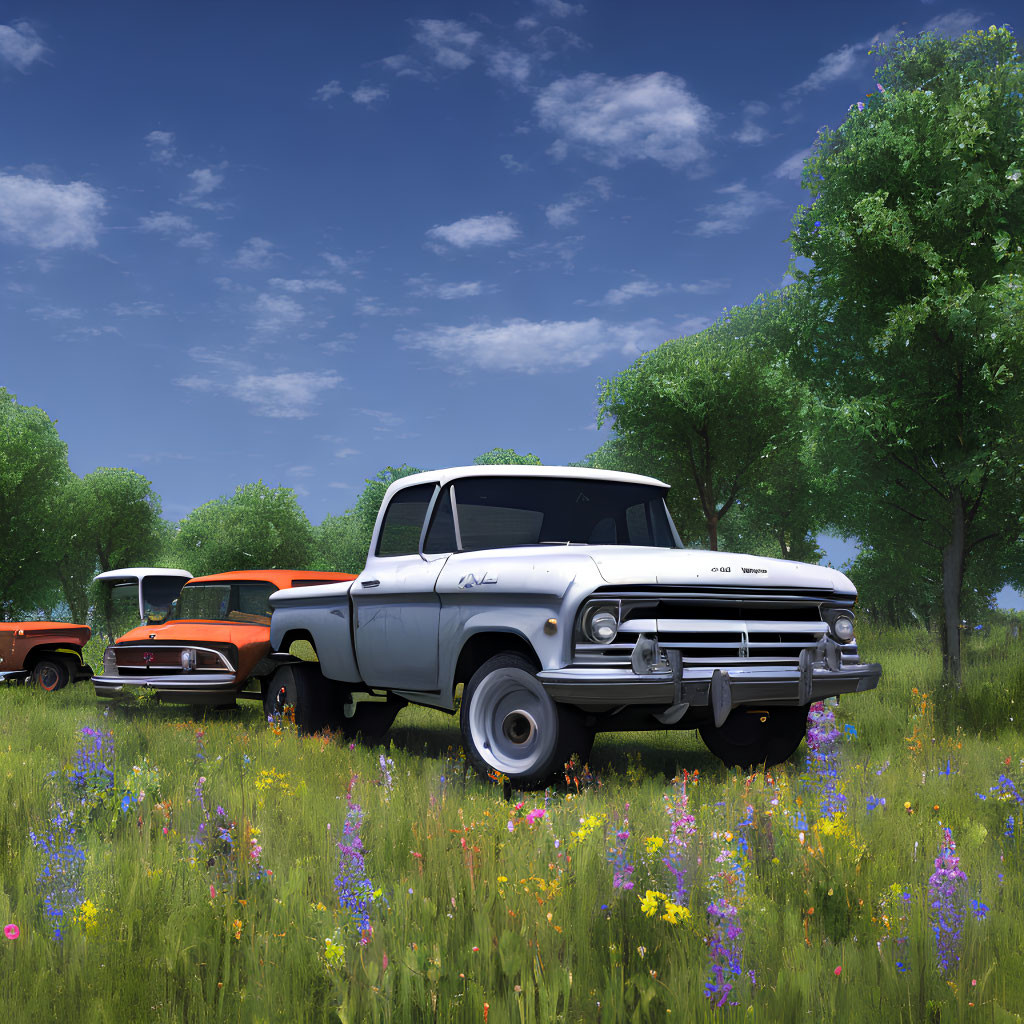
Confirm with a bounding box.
[92,672,239,699]
[538,637,881,725]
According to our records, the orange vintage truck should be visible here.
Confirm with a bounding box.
[0,621,94,691]
[91,568,356,711]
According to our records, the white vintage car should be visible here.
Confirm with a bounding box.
[268,466,880,785]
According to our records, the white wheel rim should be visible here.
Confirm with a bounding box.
[468,667,557,776]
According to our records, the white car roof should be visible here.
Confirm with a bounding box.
[384,464,670,497]
[93,568,193,583]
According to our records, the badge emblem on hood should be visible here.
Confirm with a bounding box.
[457,571,498,590]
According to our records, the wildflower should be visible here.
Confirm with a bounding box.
[608,829,635,890]
[834,965,842,977]
[4,924,19,940]
[928,827,967,971]
[866,796,886,812]
[378,754,395,794]
[28,801,85,940]
[334,803,375,938]
[639,890,664,917]
[74,899,98,931]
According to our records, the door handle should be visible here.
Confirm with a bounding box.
[360,579,380,588]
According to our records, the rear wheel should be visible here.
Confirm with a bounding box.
[698,706,809,770]
[32,656,72,692]
[264,663,348,736]
[460,653,590,788]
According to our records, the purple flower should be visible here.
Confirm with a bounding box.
[928,827,967,971]
[335,803,375,937]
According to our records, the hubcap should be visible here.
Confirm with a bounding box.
[38,665,59,690]
[468,666,557,776]
[501,710,537,745]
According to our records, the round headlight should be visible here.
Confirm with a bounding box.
[831,614,855,643]
[583,606,619,644]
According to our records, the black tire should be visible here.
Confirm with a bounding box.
[460,653,583,789]
[698,706,809,770]
[264,662,348,736]
[32,656,72,693]
[339,697,405,745]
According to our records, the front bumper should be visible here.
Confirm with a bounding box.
[92,672,239,700]
[538,637,881,726]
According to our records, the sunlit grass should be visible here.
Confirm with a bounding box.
[1,626,1023,1021]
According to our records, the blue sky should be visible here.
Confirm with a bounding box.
[2,2,1020,604]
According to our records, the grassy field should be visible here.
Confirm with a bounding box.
[2,626,1024,1022]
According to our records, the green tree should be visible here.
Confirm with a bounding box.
[788,25,1024,686]
[473,448,543,465]
[598,300,812,551]
[0,389,69,620]
[174,481,314,579]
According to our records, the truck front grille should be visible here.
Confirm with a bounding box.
[574,587,856,668]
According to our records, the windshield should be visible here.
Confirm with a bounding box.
[174,582,276,625]
[439,477,681,552]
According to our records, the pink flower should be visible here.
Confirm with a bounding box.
[4,924,19,940]
[834,965,842,977]
[210,885,216,899]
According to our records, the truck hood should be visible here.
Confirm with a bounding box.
[115,621,269,647]
[588,546,853,593]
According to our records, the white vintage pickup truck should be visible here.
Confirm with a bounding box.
[268,465,880,785]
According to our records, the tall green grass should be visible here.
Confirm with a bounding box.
[1,625,1023,1022]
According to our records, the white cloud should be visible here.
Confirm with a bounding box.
[0,21,46,71]
[535,72,713,170]
[487,49,531,86]
[500,153,529,173]
[321,252,350,273]
[145,130,176,163]
[28,305,83,320]
[923,10,980,38]
[356,296,416,317]
[314,80,344,101]
[427,213,519,249]
[789,25,900,97]
[679,279,728,294]
[545,176,612,227]
[232,236,275,269]
[179,231,216,249]
[334,447,359,458]
[401,317,667,373]
[269,277,346,294]
[774,147,813,180]
[232,372,341,418]
[176,348,341,418]
[694,182,778,237]
[734,101,770,144]
[414,19,480,70]
[602,280,664,305]
[352,84,389,104]
[408,276,484,299]
[139,211,194,234]
[0,173,105,250]
[252,292,304,332]
[183,166,225,206]
[139,210,216,248]
[534,0,585,16]
[356,408,404,429]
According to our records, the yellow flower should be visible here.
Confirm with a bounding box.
[644,836,664,855]
[639,890,665,917]
[74,899,99,931]
[662,901,689,925]
[232,918,243,940]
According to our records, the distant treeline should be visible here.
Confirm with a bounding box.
[3,28,1024,690]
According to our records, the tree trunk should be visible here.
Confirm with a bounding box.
[940,490,967,689]
[707,513,718,551]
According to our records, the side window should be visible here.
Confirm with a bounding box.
[626,503,652,545]
[424,486,457,554]
[376,484,435,557]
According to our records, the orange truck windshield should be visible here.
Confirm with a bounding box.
[174,582,276,625]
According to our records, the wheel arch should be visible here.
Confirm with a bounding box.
[453,630,540,696]
[23,645,84,671]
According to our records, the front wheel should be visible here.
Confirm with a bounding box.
[32,657,72,692]
[698,706,809,770]
[460,653,587,788]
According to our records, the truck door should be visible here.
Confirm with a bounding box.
[351,483,453,691]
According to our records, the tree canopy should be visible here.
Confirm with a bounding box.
[787,25,1024,683]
